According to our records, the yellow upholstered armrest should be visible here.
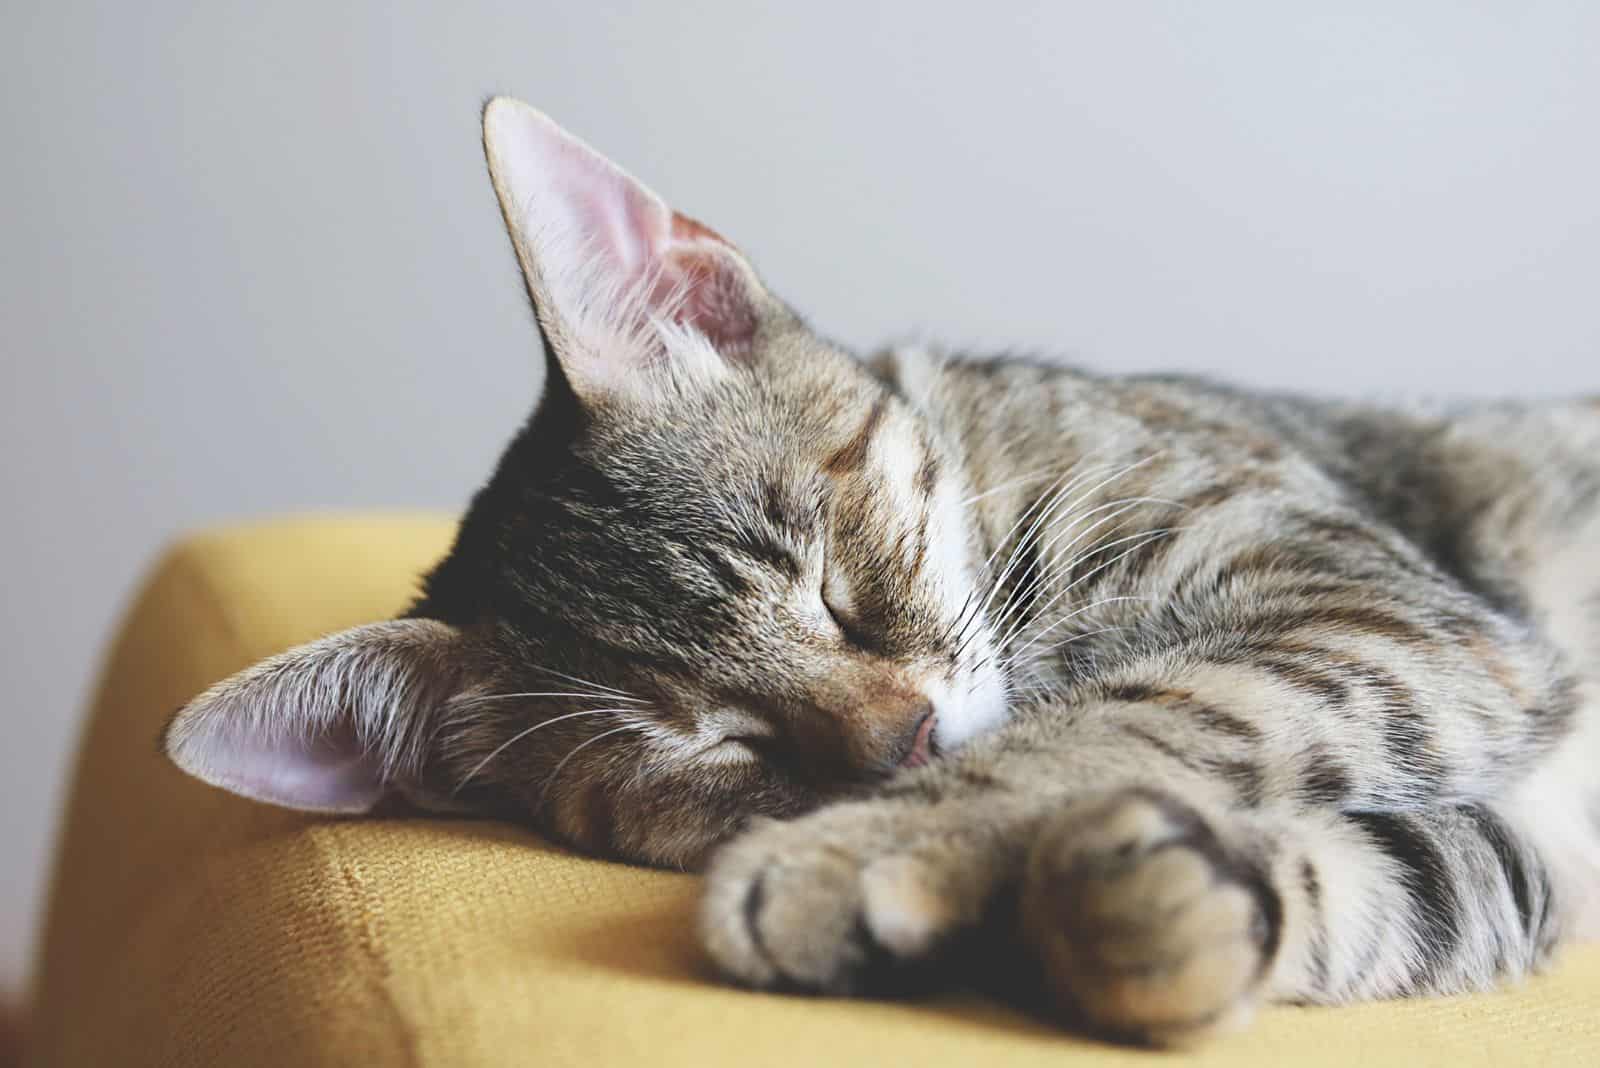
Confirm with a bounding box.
[27,515,1600,1066]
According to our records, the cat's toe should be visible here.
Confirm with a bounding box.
[1020,788,1282,1046]
[699,806,977,993]
[700,826,873,992]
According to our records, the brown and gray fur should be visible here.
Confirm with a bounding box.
[164,100,1600,1046]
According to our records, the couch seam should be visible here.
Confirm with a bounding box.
[158,542,420,1066]
[308,824,425,1068]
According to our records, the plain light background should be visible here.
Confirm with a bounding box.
[3,1,1597,990]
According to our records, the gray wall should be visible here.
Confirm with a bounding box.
[2,1,1596,988]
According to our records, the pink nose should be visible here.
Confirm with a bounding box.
[898,710,937,768]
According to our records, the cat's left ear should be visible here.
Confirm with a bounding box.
[482,98,778,404]
[163,620,466,814]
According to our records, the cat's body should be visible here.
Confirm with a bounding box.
[164,100,1600,1045]
[704,351,1600,1039]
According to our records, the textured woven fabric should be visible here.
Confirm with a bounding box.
[27,514,1600,1066]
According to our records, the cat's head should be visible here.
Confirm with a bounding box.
[164,100,1009,867]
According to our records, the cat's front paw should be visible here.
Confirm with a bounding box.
[1021,788,1282,1046]
[700,800,1006,993]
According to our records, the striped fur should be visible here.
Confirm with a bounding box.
[447,112,1600,1040]
[699,351,1600,1043]
[162,104,1600,1046]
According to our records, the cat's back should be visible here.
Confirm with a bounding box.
[929,347,1598,548]
[1277,392,1600,611]
[925,348,1599,632]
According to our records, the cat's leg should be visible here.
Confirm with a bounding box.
[702,691,1567,1043]
[700,709,1251,997]
[699,788,1049,994]
[1022,790,1560,1045]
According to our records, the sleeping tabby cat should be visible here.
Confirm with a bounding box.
[164,99,1600,1045]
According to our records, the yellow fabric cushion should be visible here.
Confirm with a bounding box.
[28,514,1600,1066]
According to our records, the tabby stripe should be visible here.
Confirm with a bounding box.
[1524,675,1581,747]
[1175,482,1242,511]
[1298,749,1351,806]
[726,534,802,578]
[914,446,940,500]
[824,396,889,475]
[1296,515,1450,586]
[907,517,930,580]
[1300,858,1330,991]
[1186,703,1264,741]
[1119,723,1192,768]
[1214,533,1438,600]
[1234,649,1352,706]
[1347,811,1464,986]
[1266,646,1449,793]
[1103,684,1263,741]
[1364,668,1449,790]
[693,546,751,595]
[1266,657,1355,706]
[1111,523,1183,585]
[954,767,1005,789]
[1459,804,1543,941]
[1118,724,1264,807]
[1264,603,1439,647]
[1217,759,1266,807]
[1383,708,1445,780]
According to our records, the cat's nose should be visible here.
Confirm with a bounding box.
[779,689,936,777]
[894,703,937,769]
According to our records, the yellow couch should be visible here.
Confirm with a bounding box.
[27,515,1600,1066]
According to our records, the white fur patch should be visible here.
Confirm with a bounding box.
[926,667,1009,752]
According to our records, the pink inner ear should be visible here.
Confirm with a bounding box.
[652,213,759,350]
[485,100,759,365]
[188,722,386,814]
[567,170,660,278]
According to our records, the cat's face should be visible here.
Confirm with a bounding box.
[415,329,1009,865]
[164,100,1009,868]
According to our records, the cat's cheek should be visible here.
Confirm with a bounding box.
[611,761,815,871]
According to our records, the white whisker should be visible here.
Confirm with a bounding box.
[452,706,637,795]
[954,463,1111,652]
[1003,595,1157,664]
[537,723,644,813]
[987,503,1180,645]
[1001,527,1177,653]
[456,690,648,707]
[531,667,644,701]
[994,530,1171,656]
[960,464,1061,507]
[1015,625,1130,664]
[955,456,1160,659]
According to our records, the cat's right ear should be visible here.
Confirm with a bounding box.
[163,619,466,814]
[482,98,777,406]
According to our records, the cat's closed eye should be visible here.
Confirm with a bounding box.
[820,569,878,650]
[705,735,768,765]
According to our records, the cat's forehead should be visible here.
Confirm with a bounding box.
[588,363,893,483]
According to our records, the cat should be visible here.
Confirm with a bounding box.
[164,98,1600,1046]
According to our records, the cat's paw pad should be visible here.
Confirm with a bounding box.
[700,806,977,993]
[1021,788,1281,1046]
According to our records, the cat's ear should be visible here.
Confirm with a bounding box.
[163,620,464,814]
[482,98,773,403]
